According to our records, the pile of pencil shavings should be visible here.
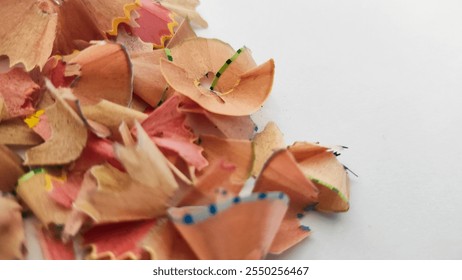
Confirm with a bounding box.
[0,0,351,260]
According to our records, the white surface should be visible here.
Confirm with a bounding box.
[197,0,462,259]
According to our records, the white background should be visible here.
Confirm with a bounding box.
[197,0,462,259]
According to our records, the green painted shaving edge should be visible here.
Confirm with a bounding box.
[157,48,173,106]
[209,47,245,91]
[309,176,349,203]
[18,168,45,183]
[164,48,173,61]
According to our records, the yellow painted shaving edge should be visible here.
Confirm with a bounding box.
[107,0,178,49]
[107,0,142,36]
[24,109,45,128]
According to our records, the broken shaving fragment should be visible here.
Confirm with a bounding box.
[168,192,289,259]
[42,56,74,88]
[289,142,350,212]
[0,145,25,192]
[252,121,285,177]
[160,38,274,116]
[0,68,41,120]
[0,196,26,260]
[24,86,87,166]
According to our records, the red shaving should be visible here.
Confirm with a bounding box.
[131,0,176,47]
[139,95,208,170]
[32,113,52,141]
[73,133,122,172]
[82,219,156,259]
[49,173,83,209]
[42,57,72,88]
[0,68,40,119]
[37,227,75,260]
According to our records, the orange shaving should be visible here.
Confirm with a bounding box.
[160,38,274,116]
[289,142,351,212]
